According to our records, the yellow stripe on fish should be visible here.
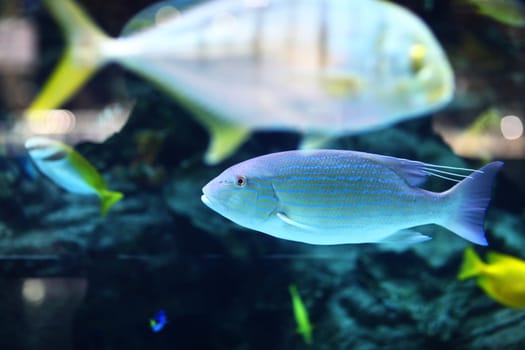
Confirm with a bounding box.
[28,0,454,164]
[25,137,123,216]
[201,150,502,245]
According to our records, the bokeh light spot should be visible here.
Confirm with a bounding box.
[22,278,46,306]
[500,115,523,140]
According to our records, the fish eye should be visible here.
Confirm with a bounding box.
[235,175,247,187]
[409,43,426,74]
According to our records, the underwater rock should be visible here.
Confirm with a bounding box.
[285,246,525,350]
[0,165,177,271]
[487,208,525,250]
[163,165,239,237]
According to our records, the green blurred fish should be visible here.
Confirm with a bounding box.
[463,0,525,27]
[289,284,313,345]
[201,150,502,245]
[25,137,123,216]
[458,247,525,308]
[27,0,454,164]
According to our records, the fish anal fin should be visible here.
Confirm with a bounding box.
[276,212,316,231]
[204,119,250,165]
[379,229,431,244]
[299,134,335,150]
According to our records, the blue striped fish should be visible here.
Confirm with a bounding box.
[27,0,453,164]
[25,137,123,216]
[201,150,503,245]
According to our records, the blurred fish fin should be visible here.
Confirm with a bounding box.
[458,247,485,280]
[122,0,198,36]
[26,50,100,116]
[204,121,250,165]
[486,251,516,264]
[442,161,504,246]
[288,284,298,296]
[299,134,335,150]
[99,190,124,216]
[379,229,431,244]
[27,0,112,115]
[277,212,316,231]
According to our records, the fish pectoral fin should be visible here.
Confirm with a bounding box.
[276,212,316,231]
[379,230,431,244]
[204,120,251,165]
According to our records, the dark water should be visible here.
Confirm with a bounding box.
[1,0,525,349]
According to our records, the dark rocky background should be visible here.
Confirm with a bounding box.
[0,0,525,349]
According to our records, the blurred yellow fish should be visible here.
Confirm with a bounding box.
[25,137,123,216]
[463,0,525,27]
[433,108,525,161]
[458,247,525,308]
[289,284,313,345]
[28,0,454,164]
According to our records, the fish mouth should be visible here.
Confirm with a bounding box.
[201,193,212,208]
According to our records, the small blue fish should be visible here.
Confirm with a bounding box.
[201,150,503,245]
[25,137,123,216]
[149,309,167,332]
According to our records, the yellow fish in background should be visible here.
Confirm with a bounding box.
[25,137,123,216]
[463,0,525,27]
[27,0,454,164]
[289,284,313,345]
[458,247,525,308]
[434,107,525,161]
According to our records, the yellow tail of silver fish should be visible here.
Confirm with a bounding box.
[27,0,111,116]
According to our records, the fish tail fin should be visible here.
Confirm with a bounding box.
[99,190,123,216]
[458,247,485,280]
[26,0,112,117]
[441,161,503,246]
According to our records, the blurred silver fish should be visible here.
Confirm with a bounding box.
[27,0,454,164]
[201,150,502,245]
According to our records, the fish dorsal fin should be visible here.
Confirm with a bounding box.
[360,152,481,187]
[121,0,200,36]
[277,212,316,231]
[486,251,520,265]
[360,153,429,186]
